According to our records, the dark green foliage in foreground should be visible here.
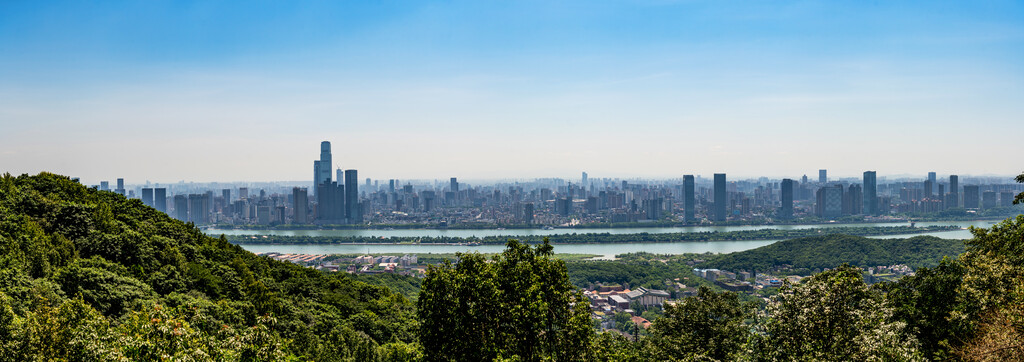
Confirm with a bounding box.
[700,234,966,274]
[0,173,418,360]
[644,286,753,361]
[417,239,593,361]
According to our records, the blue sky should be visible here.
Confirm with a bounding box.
[1,1,1022,183]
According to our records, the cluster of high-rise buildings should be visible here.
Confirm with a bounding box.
[90,143,1022,226]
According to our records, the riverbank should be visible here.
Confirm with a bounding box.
[225,225,960,245]
[205,215,1015,232]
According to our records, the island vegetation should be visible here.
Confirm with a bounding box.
[224,224,961,246]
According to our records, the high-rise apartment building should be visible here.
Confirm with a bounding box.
[173,195,188,221]
[982,191,997,209]
[963,185,980,209]
[714,173,727,221]
[154,188,167,213]
[141,188,154,207]
[948,175,959,208]
[780,179,794,219]
[816,185,844,219]
[928,172,937,196]
[345,169,361,224]
[683,175,695,223]
[292,187,309,224]
[863,171,877,215]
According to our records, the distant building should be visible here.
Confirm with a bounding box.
[982,191,997,209]
[625,287,670,307]
[963,185,980,209]
[115,178,125,196]
[345,169,361,224]
[642,198,663,220]
[863,171,877,215]
[154,188,167,213]
[816,185,844,219]
[928,172,937,196]
[316,182,345,224]
[141,188,154,207]
[292,187,309,224]
[780,179,794,219]
[173,195,188,221]
[1001,191,1016,207]
[948,175,959,208]
[844,184,863,215]
[819,169,827,183]
[714,173,727,221]
[313,141,332,196]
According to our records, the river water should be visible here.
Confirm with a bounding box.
[213,220,999,259]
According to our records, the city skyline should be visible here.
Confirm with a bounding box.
[2,1,1023,182]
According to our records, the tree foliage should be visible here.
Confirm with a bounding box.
[417,239,593,361]
[0,172,418,360]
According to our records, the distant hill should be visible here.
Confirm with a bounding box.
[0,172,418,360]
[698,234,966,273]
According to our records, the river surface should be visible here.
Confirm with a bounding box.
[216,220,998,259]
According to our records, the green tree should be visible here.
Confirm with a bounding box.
[645,286,753,361]
[755,265,923,361]
[951,215,1024,360]
[417,239,592,361]
[882,257,966,360]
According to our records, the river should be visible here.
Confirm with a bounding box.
[213,220,998,259]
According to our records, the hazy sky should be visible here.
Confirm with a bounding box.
[1,1,1022,184]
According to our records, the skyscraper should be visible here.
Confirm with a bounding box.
[141,188,154,207]
[292,187,309,224]
[581,172,588,187]
[816,185,844,219]
[683,175,695,223]
[345,169,361,224]
[714,173,727,221]
[313,141,332,196]
[154,188,167,213]
[948,175,959,208]
[450,177,459,193]
[928,172,937,195]
[863,171,877,215]
[924,180,933,199]
[780,179,794,219]
[818,170,827,183]
[963,185,980,209]
[316,182,345,223]
[173,195,188,221]
[115,178,125,195]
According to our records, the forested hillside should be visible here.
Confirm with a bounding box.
[0,173,419,360]
[700,234,967,274]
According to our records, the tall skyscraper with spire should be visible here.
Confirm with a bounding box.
[313,141,332,196]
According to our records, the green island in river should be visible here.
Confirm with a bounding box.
[224,224,961,245]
